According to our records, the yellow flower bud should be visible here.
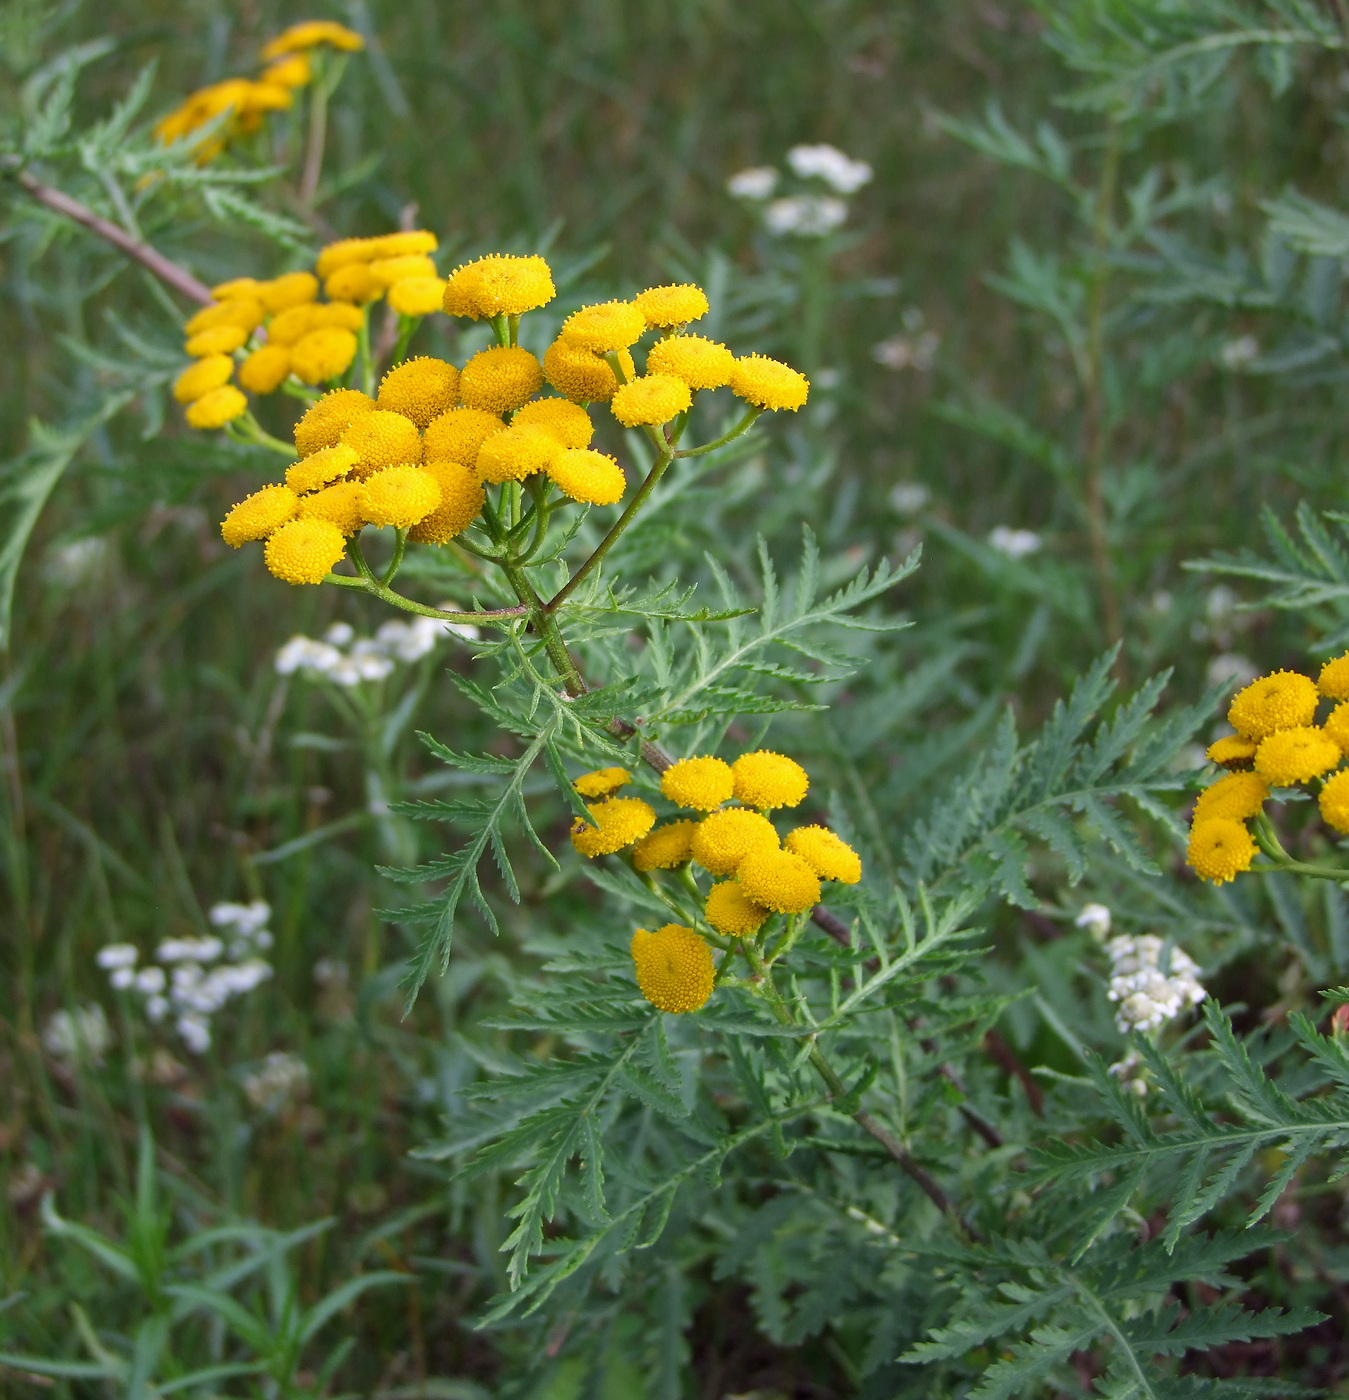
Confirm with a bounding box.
[185,325,247,357]
[729,353,810,412]
[294,388,376,456]
[783,826,862,885]
[634,283,709,329]
[258,271,318,314]
[238,344,291,394]
[388,276,448,317]
[476,425,562,484]
[442,253,555,320]
[570,797,657,857]
[377,357,460,429]
[173,355,234,405]
[543,340,632,403]
[646,334,736,390]
[661,756,734,811]
[547,448,625,505]
[185,385,248,429]
[704,881,769,937]
[297,480,364,536]
[290,327,358,385]
[731,751,809,810]
[736,849,820,914]
[610,373,691,428]
[561,301,647,353]
[631,820,698,872]
[459,345,544,414]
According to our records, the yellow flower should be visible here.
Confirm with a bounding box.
[547,449,626,505]
[783,826,862,884]
[258,271,319,314]
[310,303,366,332]
[294,388,376,455]
[357,466,442,529]
[645,334,736,390]
[368,255,437,290]
[1227,670,1319,740]
[1206,734,1258,768]
[1320,769,1349,833]
[297,480,364,536]
[543,340,633,403]
[634,283,709,329]
[238,344,292,394]
[377,357,460,429]
[690,808,779,876]
[315,236,385,279]
[388,276,447,317]
[631,820,698,871]
[1319,652,1349,700]
[261,54,311,88]
[477,426,562,484]
[704,881,769,937]
[731,751,809,810]
[661,756,734,811]
[185,325,247,357]
[264,517,347,584]
[610,374,692,428]
[1253,726,1341,786]
[260,20,365,61]
[286,443,360,495]
[630,924,715,1014]
[340,410,424,477]
[266,305,319,346]
[1325,700,1349,752]
[459,346,544,414]
[370,231,439,260]
[442,253,556,320]
[513,398,595,448]
[423,408,505,470]
[406,460,485,544]
[1186,818,1257,884]
[221,484,298,547]
[324,263,382,304]
[737,849,820,914]
[173,355,234,405]
[560,301,647,353]
[290,327,358,385]
[185,385,248,429]
[574,767,631,799]
[1192,771,1268,823]
[729,353,810,411]
[210,277,260,300]
[184,297,264,337]
[570,796,657,857]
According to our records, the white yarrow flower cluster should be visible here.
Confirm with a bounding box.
[43,1004,112,1065]
[275,613,478,687]
[1105,934,1206,1034]
[988,526,1042,560]
[726,166,779,200]
[764,194,848,237]
[729,142,870,238]
[786,143,874,193]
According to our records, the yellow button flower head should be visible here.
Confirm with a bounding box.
[221,484,299,547]
[561,301,647,353]
[298,480,365,536]
[646,335,736,390]
[1187,817,1257,884]
[611,374,692,428]
[513,398,595,448]
[315,236,384,279]
[357,466,442,529]
[543,340,633,403]
[378,357,460,428]
[1227,670,1319,740]
[737,849,821,914]
[632,820,698,871]
[705,881,769,937]
[267,305,318,346]
[185,297,264,337]
[1207,734,1258,768]
[630,924,714,1013]
[185,325,248,357]
[730,353,810,412]
[294,388,376,455]
[286,443,360,495]
[290,327,358,385]
[548,449,625,505]
[258,271,319,314]
[310,303,366,333]
[239,344,292,394]
[324,263,381,304]
[477,426,562,484]
[264,517,347,584]
[368,254,437,289]
[783,826,862,884]
[1320,769,1349,833]
[261,20,365,61]
[174,354,234,405]
[442,254,556,320]
[570,796,657,857]
[210,277,260,300]
[732,751,809,810]
[1319,652,1349,700]
[1254,726,1341,785]
[340,409,423,477]
[634,283,710,329]
[186,385,248,429]
[371,230,439,260]
[389,276,448,317]
[661,756,734,811]
[574,767,632,799]
[459,346,544,414]
[423,408,505,469]
[1192,771,1268,823]
[1325,700,1349,753]
[690,808,780,876]
[406,460,485,544]
[262,54,311,88]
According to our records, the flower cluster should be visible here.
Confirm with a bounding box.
[154,20,363,164]
[567,751,861,1014]
[43,1005,112,1066]
[728,143,873,239]
[275,614,477,686]
[1104,933,1206,1034]
[1187,656,1349,883]
[242,1051,310,1115]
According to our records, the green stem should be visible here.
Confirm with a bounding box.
[1248,811,1349,882]
[323,571,528,625]
[228,411,295,457]
[356,314,374,396]
[490,314,511,348]
[392,315,417,365]
[501,560,588,696]
[674,405,762,458]
[381,528,408,587]
[507,313,520,347]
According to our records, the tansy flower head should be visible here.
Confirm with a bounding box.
[1325,701,1349,753]
[261,20,364,61]
[185,325,247,357]
[290,327,358,385]
[357,466,442,529]
[221,484,298,547]
[611,374,692,428]
[267,304,319,346]
[312,302,367,333]
[325,263,381,303]
[548,449,625,505]
[1320,769,1349,833]
[477,426,561,484]
[459,345,544,414]
[1228,670,1319,740]
[634,283,709,329]
[1207,734,1258,768]
[389,276,448,317]
[561,301,647,353]
[1187,817,1257,884]
[262,54,311,88]
[1319,652,1349,700]
[704,881,769,937]
[574,767,631,799]
[239,344,291,394]
[661,756,734,811]
[264,517,347,584]
[570,796,657,858]
[1254,726,1342,786]
[378,357,460,428]
[286,443,360,495]
[315,236,384,280]
[294,388,376,456]
[442,253,556,320]
[258,271,318,314]
[731,751,809,810]
[630,924,715,1014]
[368,254,438,288]
[185,385,248,429]
[737,849,821,914]
[423,408,505,469]
[298,480,364,536]
[1192,771,1269,823]
[730,353,810,412]
[407,460,484,544]
[185,297,264,337]
[513,398,595,448]
[174,355,234,405]
[783,826,862,884]
[340,409,423,477]
[370,230,439,260]
[543,340,633,403]
[632,821,698,872]
[645,334,736,390]
[210,277,260,300]
[690,808,779,876]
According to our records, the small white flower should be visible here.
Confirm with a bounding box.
[145,995,169,1023]
[43,1005,112,1064]
[177,1014,211,1054]
[764,194,848,237]
[275,636,343,677]
[1075,903,1112,939]
[96,943,138,970]
[209,901,270,938]
[134,966,166,995]
[1104,933,1206,1035]
[786,143,873,194]
[988,526,1042,560]
[727,166,779,200]
[157,936,224,964]
[889,482,931,516]
[109,968,136,990]
[323,621,355,647]
[1207,653,1258,689]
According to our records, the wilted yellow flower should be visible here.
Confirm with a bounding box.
[388,276,447,317]
[704,881,769,937]
[661,756,734,811]
[547,448,625,505]
[297,480,365,536]
[729,353,810,411]
[238,344,292,394]
[731,751,809,810]
[574,768,632,798]
[286,443,360,495]
[368,254,437,288]
[690,808,779,876]
[185,385,248,429]
[477,426,562,484]
[442,253,555,320]
[264,517,348,584]
[631,820,698,872]
[221,484,299,547]
[324,263,381,304]
[174,354,234,405]
[406,460,485,544]
[261,20,365,61]
[610,374,692,428]
[357,466,442,529]
[561,301,647,353]
[1227,670,1319,740]
[646,334,736,390]
[1320,769,1349,833]
[1253,727,1341,785]
[459,346,544,414]
[185,297,264,337]
[737,849,820,914]
[513,398,595,448]
[258,271,319,314]
[341,409,423,477]
[570,796,657,857]
[630,924,714,1013]
[290,327,358,385]
[1186,818,1257,884]
[1207,734,1258,768]
[634,283,709,329]
[783,826,861,884]
[377,357,460,428]
[543,340,632,403]
[294,388,376,456]
[185,325,248,357]
[423,408,505,469]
